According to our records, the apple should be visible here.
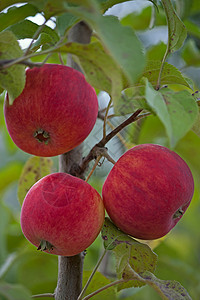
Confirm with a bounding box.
[4,64,98,157]
[20,172,105,256]
[102,144,194,240]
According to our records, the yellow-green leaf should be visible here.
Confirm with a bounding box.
[18,156,53,205]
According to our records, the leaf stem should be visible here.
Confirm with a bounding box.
[85,155,102,182]
[24,18,49,56]
[156,49,168,90]
[32,293,55,298]
[82,278,128,300]
[77,249,108,300]
[103,98,112,139]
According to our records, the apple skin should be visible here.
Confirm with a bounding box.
[20,173,105,256]
[102,144,194,240]
[4,64,98,157]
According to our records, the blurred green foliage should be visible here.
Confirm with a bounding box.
[0,0,200,299]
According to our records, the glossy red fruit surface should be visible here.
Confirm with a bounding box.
[21,173,105,256]
[4,64,98,157]
[102,144,194,240]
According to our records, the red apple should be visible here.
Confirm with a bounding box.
[102,144,194,240]
[20,173,105,256]
[4,64,98,157]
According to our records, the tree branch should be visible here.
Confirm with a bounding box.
[54,21,92,300]
[73,109,143,177]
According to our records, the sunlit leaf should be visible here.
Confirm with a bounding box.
[161,0,187,53]
[82,271,117,299]
[112,58,192,116]
[143,61,191,88]
[0,4,39,32]
[56,12,79,36]
[31,33,55,51]
[146,43,167,62]
[0,31,25,105]
[65,5,145,85]
[145,79,198,148]
[57,42,123,103]
[101,218,157,289]
[18,156,53,205]
[98,0,132,13]
[140,271,192,300]
[6,19,59,43]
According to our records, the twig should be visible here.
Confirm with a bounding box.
[106,120,128,149]
[24,18,49,56]
[103,98,112,139]
[32,293,55,298]
[85,155,102,182]
[98,109,142,147]
[82,279,128,300]
[77,249,108,300]
[75,109,142,176]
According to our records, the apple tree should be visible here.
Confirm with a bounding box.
[0,0,200,299]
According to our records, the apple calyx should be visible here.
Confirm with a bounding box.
[37,240,54,252]
[173,208,184,219]
[33,129,50,144]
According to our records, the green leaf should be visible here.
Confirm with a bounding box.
[6,19,59,43]
[101,218,157,289]
[82,271,117,299]
[145,79,198,148]
[0,31,26,105]
[57,42,123,102]
[161,0,187,53]
[18,156,53,206]
[0,0,26,12]
[140,271,192,300]
[184,20,200,40]
[113,82,151,116]
[192,108,200,137]
[98,0,133,13]
[112,58,192,116]
[182,39,200,66]
[31,33,55,51]
[0,282,31,300]
[121,6,153,31]
[66,4,145,85]
[93,15,145,85]
[143,61,191,88]
[0,4,39,32]
[146,43,167,62]
[56,12,79,36]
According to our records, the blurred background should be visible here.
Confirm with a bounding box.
[0,0,200,299]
